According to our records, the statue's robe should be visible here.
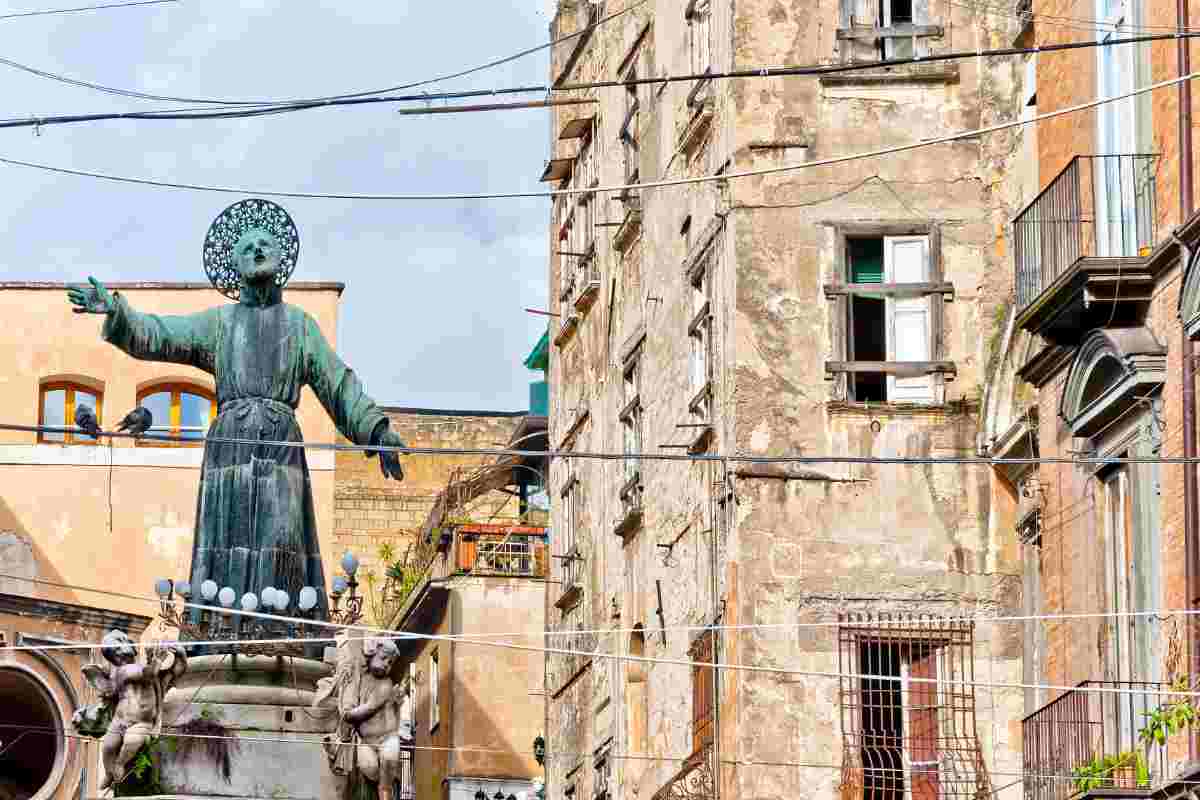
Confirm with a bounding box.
[102,293,387,618]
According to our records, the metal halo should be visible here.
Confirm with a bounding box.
[202,198,300,301]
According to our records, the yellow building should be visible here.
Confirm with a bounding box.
[0,280,343,800]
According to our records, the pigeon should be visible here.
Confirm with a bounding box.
[116,406,153,436]
[74,404,102,438]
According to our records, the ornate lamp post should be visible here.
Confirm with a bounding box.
[153,549,363,657]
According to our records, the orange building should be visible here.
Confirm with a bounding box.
[985,0,1200,795]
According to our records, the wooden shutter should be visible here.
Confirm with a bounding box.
[458,535,477,571]
[692,631,714,752]
[885,236,934,403]
[534,540,547,577]
[908,648,940,800]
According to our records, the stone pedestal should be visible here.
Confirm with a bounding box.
[156,654,343,800]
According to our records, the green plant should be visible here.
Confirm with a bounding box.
[1071,751,1149,794]
[1138,689,1198,747]
[113,737,166,797]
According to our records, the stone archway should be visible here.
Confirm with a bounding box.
[0,666,64,800]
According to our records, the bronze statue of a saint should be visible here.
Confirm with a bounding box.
[67,200,405,619]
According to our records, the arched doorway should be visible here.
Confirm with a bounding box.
[0,666,63,800]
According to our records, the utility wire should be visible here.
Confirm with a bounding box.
[0,65,1189,200]
[0,30,1194,133]
[3,421,1199,466]
[0,0,647,106]
[0,0,175,21]
[6,572,1200,700]
[0,720,1185,786]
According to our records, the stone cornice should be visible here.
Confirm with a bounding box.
[0,592,150,633]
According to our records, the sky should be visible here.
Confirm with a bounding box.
[0,0,561,411]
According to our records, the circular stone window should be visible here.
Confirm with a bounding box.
[0,667,62,800]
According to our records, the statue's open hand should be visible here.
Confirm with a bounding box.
[368,430,405,482]
[67,277,114,314]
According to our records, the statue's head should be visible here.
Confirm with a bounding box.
[362,637,399,679]
[233,227,283,286]
[101,630,137,666]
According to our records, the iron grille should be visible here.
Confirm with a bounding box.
[837,613,992,800]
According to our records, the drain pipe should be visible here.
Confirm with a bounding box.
[1178,0,1198,761]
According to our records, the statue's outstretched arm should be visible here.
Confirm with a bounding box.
[68,276,218,373]
[302,313,405,481]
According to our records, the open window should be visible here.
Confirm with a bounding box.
[838,0,941,62]
[429,648,440,731]
[136,382,216,446]
[686,0,712,101]
[616,334,645,539]
[555,474,584,610]
[830,234,952,404]
[38,379,102,444]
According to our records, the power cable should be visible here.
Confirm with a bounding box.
[0,0,175,21]
[0,66,1189,200]
[5,571,1200,700]
[0,30,1194,133]
[3,421,1200,466]
[0,0,647,106]
[0,719,1185,786]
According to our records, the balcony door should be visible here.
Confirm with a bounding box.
[1095,0,1147,257]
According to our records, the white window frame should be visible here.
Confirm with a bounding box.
[620,355,643,497]
[884,235,935,404]
[559,476,582,589]
[689,250,714,419]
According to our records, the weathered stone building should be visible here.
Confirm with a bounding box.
[544,1,1032,799]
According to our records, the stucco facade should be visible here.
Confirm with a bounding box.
[544,2,1029,799]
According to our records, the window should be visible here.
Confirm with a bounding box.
[558,477,583,592]
[843,235,936,404]
[838,615,990,800]
[626,627,648,757]
[593,746,611,800]
[620,354,643,504]
[689,247,714,421]
[838,0,938,62]
[38,381,101,444]
[1020,526,1046,715]
[137,383,216,446]
[1101,466,1157,684]
[429,649,440,731]
[690,629,715,753]
[620,61,641,184]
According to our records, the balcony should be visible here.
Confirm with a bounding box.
[453,524,548,578]
[1013,155,1159,342]
[1022,681,1168,800]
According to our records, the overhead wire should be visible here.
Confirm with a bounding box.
[0,30,1195,133]
[0,0,175,21]
[5,572,1200,700]
[0,65,1191,199]
[3,421,1200,466]
[0,719,1187,786]
[0,0,648,106]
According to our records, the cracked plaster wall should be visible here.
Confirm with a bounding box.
[546,1,1031,798]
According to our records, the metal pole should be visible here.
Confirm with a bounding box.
[1178,0,1198,758]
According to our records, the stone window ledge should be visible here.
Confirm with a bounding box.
[819,63,959,86]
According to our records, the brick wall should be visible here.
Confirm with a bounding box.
[332,409,527,582]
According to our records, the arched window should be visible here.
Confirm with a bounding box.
[136,383,216,446]
[626,625,648,760]
[38,380,102,444]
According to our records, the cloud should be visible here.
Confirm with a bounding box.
[0,2,554,410]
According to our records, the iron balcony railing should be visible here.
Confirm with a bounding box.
[1022,680,1168,800]
[1013,154,1158,313]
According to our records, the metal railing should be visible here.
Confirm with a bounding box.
[1014,154,1158,313]
[456,530,547,578]
[1022,680,1168,800]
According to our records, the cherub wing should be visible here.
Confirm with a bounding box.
[81,664,116,699]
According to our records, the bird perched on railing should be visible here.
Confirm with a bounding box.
[116,406,153,437]
[74,404,102,438]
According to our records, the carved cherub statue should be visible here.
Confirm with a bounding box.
[315,636,408,800]
[73,630,187,791]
